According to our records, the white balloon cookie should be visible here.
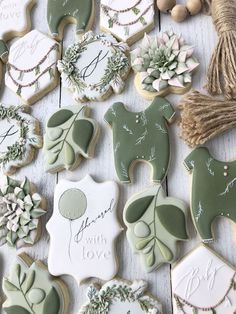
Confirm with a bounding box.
[47,175,122,284]
[5,30,61,105]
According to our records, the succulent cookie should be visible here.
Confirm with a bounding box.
[172,245,236,314]
[2,252,69,314]
[58,31,130,102]
[0,104,42,175]
[124,184,189,272]
[79,279,162,313]
[131,31,199,100]
[104,97,175,183]
[184,146,236,243]
[0,176,46,249]
[47,175,122,284]
[0,0,35,62]
[5,30,61,105]
[43,105,99,173]
[47,0,95,41]
[100,0,155,45]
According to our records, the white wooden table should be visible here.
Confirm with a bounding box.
[1,1,236,313]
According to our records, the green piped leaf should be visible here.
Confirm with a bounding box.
[64,141,75,166]
[125,196,154,223]
[43,287,60,314]
[31,208,46,218]
[7,176,19,188]
[47,109,73,128]
[4,306,31,314]
[21,177,31,194]
[3,278,19,291]
[72,120,94,153]
[146,251,155,267]
[156,238,173,261]
[23,269,35,293]
[135,237,153,250]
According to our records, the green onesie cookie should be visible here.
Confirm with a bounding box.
[184,146,236,242]
[104,97,175,183]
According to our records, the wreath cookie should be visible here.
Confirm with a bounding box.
[0,104,42,175]
[58,31,130,102]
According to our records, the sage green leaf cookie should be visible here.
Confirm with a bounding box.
[43,105,99,173]
[123,185,189,272]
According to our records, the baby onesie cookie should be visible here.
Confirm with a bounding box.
[0,0,35,62]
[172,245,236,314]
[100,0,155,45]
[2,252,69,314]
[0,104,42,175]
[58,31,130,102]
[47,0,95,41]
[104,97,175,183]
[0,176,46,249]
[47,175,122,284]
[43,105,99,173]
[184,146,236,243]
[131,30,199,100]
[79,279,162,313]
[124,184,189,272]
[5,30,61,106]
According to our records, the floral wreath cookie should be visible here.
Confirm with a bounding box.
[5,30,61,106]
[58,31,130,102]
[0,104,42,175]
[43,105,99,173]
[2,253,69,314]
[0,176,47,249]
[124,184,189,272]
[100,0,155,45]
[131,30,199,100]
[79,279,162,313]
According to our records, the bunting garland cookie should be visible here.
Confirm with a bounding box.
[100,0,155,45]
[58,31,130,102]
[5,30,61,105]
[79,279,163,313]
[2,253,69,314]
[0,104,42,175]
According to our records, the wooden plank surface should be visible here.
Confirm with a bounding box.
[1,1,236,313]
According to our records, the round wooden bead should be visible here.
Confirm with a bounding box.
[171,4,188,22]
[156,0,176,13]
[186,0,202,15]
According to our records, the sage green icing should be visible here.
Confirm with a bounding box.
[72,120,94,153]
[42,287,60,314]
[0,39,9,61]
[5,305,30,314]
[123,185,189,272]
[47,109,74,128]
[59,188,87,220]
[28,288,46,304]
[48,128,63,141]
[104,97,175,183]
[184,146,236,242]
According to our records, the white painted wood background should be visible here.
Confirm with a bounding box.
[1,1,236,313]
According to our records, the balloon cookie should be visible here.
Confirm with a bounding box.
[0,0,35,62]
[58,31,130,102]
[47,0,95,41]
[47,175,122,284]
[124,184,189,272]
[104,97,175,183]
[5,30,61,105]
[184,146,236,243]
[79,279,162,314]
[0,104,42,175]
[0,176,46,249]
[43,105,99,173]
[172,245,236,314]
[100,0,155,45]
[2,253,69,314]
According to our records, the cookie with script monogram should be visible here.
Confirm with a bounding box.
[5,30,61,105]
[46,175,122,284]
[172,245,236,314]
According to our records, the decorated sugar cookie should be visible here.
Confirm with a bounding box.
[0,0,35,62]
[0,176,46,249]
[172,245,236,314]
[2,253,69,314]
[47,0,95,41]
[47,175,122,284]
[5,30,61,105]
[124,185,189,272]
[0,104,42,175]
[43,105,99,173]
[104,97,175,183]
[58,31,130,102]
[79,279,162,313]
[131,30,199,100]
[100,0,155,45]
[184,146,236,242]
